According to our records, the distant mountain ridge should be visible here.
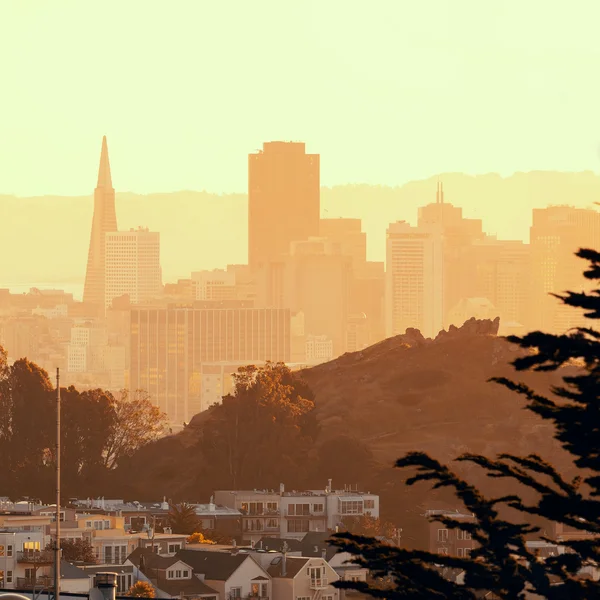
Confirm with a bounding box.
[1,170,599,284]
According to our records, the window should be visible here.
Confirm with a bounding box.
[7,545,12,557]
[313,503,324,513]
[297,597,311,600]
[168,570,174,579]
[6,571,12,584]
[287,519,310,533]
[456,530,463,540]
[465,548,472,557]
[230,588,241,598]
[364,499,375,509]
[168,543,181,554]
[288,503,310,516]
[266,502,278,513]
[86,520,92,528]
[464,532,472,540]
[182,570,189,578]
[340,500,363,515]
[457,548,464,557]
[437,529,449,542]
[437,547,448,555]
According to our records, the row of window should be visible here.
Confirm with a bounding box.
[437,547,472,557]
[437,528,472,541]
[167,569,190,580]
[0,570,13,585]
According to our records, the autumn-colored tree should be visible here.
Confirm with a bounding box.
[340,514,398,542]
[126,581,156,598]
[198,362,318,489]
[186,531,216,544]
[167,502,200,535]
[103,389,167,469]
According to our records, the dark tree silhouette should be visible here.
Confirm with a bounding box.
[331,248,600,599]
[167,502,200,535]
[50,538,96,563]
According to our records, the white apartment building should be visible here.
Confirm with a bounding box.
[385,220,444,339]
[0,529,48,590]
[191,269,236,301]
[215,482,380,542]
[104,228,162,310]
[305,334,333,363]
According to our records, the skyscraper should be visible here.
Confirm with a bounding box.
[530,206,600,333]
[104,227,162,310]
[385,221,444,339]
[83,136,118,311]
[248,141,320,269]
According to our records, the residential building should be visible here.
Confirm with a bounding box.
[215,482,380,542]
[305,335,333,363]
[127,548,218,600]
[249,141,320,270]
[268,555,339,600]
[177,548,271,599]
[385,220,444,339]
[104,228,162,311]
[130,304,291,423]
[424,510,477,558]
[83,136,118,314]
[0,529,49,591]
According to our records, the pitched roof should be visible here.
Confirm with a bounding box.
[155,576,218,598]
[127,547,183,571]
[60,560,89,580]
[300,532,338,561]
[267,556,309,579]
[176,549,251,581]
[255,537,303,553]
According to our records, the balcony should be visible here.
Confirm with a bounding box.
[310,578,328,590]
[240,509,279,516]
[16,576,54,589]
[284,509,325,518]
[17,550,55,564]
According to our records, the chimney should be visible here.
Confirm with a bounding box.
[161,496,169,510]
[326,479,332,494]
[94,572,118,600]
[279,483,285,495]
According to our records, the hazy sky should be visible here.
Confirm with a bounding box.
[2,1,600,196]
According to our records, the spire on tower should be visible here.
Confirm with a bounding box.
[96,136,113,189]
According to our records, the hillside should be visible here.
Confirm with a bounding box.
[115,318,571,514]
[2,170,600,284]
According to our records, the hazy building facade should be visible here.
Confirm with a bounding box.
[83,136,118,312]
[130,304,291,423]
[248,141,320,269]
[105,228,162,310]
[386,221,444,339]
[191,269,236,301]
[530,206,600,333]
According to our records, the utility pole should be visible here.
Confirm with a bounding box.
[54,368,61,600]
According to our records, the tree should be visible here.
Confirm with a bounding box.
[340,514,398,542]
[103,389,167,469]
[167,502,200,535]
[126,581,156,598]
[52,538,96,563]
[197,362,317,490]
[331,248,600,599]
[187,531,217,544]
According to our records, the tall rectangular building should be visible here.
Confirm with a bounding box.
[105,228,162,311]
[130,305,291,423]
[530,206,600,333]
[386,221,444,339]
[248,142,320,269]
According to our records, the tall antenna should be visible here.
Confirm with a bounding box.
[54,368,61,600]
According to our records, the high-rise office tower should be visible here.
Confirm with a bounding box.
[530,206,600,333]
[248,142,320,269]
[385,221,444,339]
[104,227,162,310]
[83,136,118,311]
[130,304,291,422]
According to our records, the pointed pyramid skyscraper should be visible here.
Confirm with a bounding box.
[83,136,118,311]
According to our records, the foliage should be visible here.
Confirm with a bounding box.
[167,502,200,535]
[126,581,156,598]
[0,354,166,500]
[103,389,168,469]
[186,531,217,544]
[54,538,96,563]
[340,514,398,542]
[197,362,318,489]
[331,248,600,599]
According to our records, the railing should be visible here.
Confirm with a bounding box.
[310,578,328,589]
[240,509,279,516]
[17,550,55,563]
[16,576,53,589]
[284,509,325,518]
